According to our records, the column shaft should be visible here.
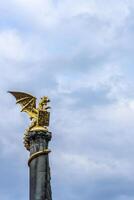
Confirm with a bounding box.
[28,131,52,200]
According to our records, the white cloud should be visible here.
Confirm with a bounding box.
[1,0,131,30]
[11,0,58,28]
[56,64,127,101]
[0,29,48,62]
[0,30,26,61]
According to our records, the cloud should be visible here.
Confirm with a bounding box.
[0,0,134,200]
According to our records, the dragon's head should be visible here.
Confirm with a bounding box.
[41,96,50,104]
[39,96,50,109]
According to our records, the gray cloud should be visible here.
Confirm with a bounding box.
[0,1,134,200]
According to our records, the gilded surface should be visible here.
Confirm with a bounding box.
[8,91,51,150]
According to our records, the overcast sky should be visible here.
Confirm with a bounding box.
[0,0,134,200]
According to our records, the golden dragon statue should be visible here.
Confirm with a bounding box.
[8,91,51,150]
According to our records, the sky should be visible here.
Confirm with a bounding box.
[0,0,134,199]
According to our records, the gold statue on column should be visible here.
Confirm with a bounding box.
[8,91,51,150]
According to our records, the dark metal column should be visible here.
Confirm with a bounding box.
[28,131,52,200]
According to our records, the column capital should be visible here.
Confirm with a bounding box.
[24,131,52,151]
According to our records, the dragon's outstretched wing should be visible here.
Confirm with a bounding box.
[8,91,37,119]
